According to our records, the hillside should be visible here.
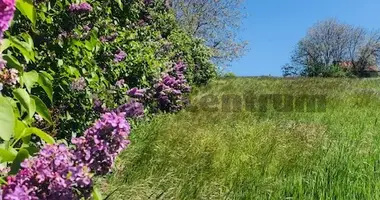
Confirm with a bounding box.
[103,77,380,199]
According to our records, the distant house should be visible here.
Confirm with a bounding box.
[333,61,380,77]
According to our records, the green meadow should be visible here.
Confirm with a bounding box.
[104,77,380,199]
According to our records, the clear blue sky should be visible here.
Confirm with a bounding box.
[230,0,380,76]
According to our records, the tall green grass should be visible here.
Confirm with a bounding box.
[102,77,380,199]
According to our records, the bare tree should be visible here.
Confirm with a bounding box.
[290,19,380,77]
[171,0,248,68]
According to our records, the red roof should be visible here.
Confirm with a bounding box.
[336,61,379,72]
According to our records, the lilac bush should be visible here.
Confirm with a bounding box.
[0,0,15,38]
[72,112,131,175]
[2,144,93,200]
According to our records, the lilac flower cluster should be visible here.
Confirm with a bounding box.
[154,75,190,111]
[113,50,127,63]
[2,144,93,200]
[154,62,191,112]
[72,112,131,175]
[93,98,108,113]
[83,25,91,32]
[115,79,125,88]
[68,2,93,14]
[0,0,15,38]
[0,58,19,91]
[71,77,86,91]
[127,62,191,112]
[115,101,144,119]
[127,87,146,99]
[100,32,118,43]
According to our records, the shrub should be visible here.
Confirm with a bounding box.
[7,0,216,138]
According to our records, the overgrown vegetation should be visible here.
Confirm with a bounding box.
[104,77,380,199]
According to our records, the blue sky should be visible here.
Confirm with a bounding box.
[230,0,380,76]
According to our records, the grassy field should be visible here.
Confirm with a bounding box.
[102,77,380,199]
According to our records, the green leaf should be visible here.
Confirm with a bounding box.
[40,71,53,80]
[92,187,103,200]
[38,72,53,102]
[21,33,34,49]
[0,177,7,185]
[23,128,55,144]
[57,59,63,67]
[65,66,80,77]
[0,96,15,141]
[10,149,29,174]
[115,0,123,10]
[31,95,52,124]
[0,39,11,52]
[14,120,26,140]
[23,70,39,92]
[0,148,17,162]
[9,36,35,63]
[2,54,23,72]
[13,88,35,120]
[16,0,36,25]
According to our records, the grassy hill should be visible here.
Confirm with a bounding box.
[102,77,380,199]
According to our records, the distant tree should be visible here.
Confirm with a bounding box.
[171,0,248,69]
[288,19,380,77]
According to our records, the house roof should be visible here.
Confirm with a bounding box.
[335,61,379,72]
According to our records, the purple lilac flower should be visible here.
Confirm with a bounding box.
[34,114,43,122]
[71,77,86,91]
[115,101,144,118]
[72,112,131,175]
[93,98,102,109]
[2,144,93,200]
[127,87,146,98]
[153,62,191,112]
[83,25,91,32]
[115,79,125,88]
[0,0,15,38]
[113,50,127,63]
[0,64,19,87]
[57,31,68,40]
[93,98,109,113]
[7,68,18,85]
[0,56,6,70]
[137,19,145,26]
[125,62,191,112]
[100,32,118,43]
[0,166,9,176]
[68,2,92,14]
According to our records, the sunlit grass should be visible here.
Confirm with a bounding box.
[103,77,380,199]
